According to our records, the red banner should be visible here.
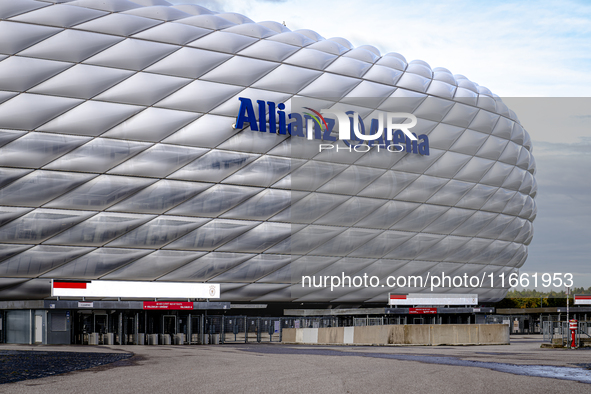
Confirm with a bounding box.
[53,282,87,289]
[409,307,437,314]
[390,295,407,300]
[143,302,193,310]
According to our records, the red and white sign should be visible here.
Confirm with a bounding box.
[51,280,220,299]
[389,293,477,306]
[569,319,578,329]
[409,308,437,314]
[143,302,193,310]
[574,295,591,305]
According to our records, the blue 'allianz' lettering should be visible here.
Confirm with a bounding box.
[233,98,429,155]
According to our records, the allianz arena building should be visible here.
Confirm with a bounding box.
[0,0,536,343]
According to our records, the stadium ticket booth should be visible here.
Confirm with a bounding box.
[0,309,72,345]
[64,280,225,345]
[69,303,227,345]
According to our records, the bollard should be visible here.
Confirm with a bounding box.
[569,319,578,349]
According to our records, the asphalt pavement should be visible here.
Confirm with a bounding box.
[1,335,590,393]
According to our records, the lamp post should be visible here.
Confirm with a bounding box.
[566,286,570,347]
[540,295,543,335]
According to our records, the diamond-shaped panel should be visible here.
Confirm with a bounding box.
[0,0,536,303]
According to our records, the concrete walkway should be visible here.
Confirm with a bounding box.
[1,336,590,393]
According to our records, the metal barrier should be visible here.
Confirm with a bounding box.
[222,317,246,343]
[354,317,384,326]
[488,315,534,334]
[197,316,343,344]
[542,320,591,346]
[82,314,527,345]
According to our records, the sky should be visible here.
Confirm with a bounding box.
[169,0,591,290]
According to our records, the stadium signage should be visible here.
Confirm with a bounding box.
[51,280,220,299]
[234,97,429,155]
[409,307,438,314]
[574,295,591,305]
[389,293,478,306]
[143,301,194,310]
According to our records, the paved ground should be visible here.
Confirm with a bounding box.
[1,336,591,393]
[0,350,131,384]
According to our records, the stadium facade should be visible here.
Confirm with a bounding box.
[0,0,536,343]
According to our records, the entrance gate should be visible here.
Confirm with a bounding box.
[70,313,347,345]
[190,315,201,344]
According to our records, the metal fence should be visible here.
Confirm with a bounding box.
[130,315,591,345]
[200,315,357,343]
[206,316,291,344]
[485,315,541,334]
[354,317,384,326]
[542,321,591,346]
[194,314,536,344]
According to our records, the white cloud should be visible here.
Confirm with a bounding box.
[170,0,591,97]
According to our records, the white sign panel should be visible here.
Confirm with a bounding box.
[52,280,220,299]
[389,293,477,306]
[574,295,591,305]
